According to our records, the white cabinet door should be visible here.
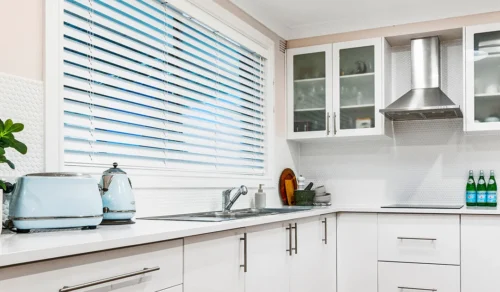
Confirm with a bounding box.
[332,38,387,137]
[289,216,326,292]
[245,222,289,292]
[287,44,333,140]
[464,23,500,132]
[462,215,500,292]
[378,262,460,292]
[337,213,377,292]
[317,213,337,292]
[184,229,245,292]
[0,240,183,292]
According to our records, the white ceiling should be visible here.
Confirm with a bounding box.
[230,0,500,40]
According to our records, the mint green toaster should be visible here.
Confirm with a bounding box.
[8,173,103,232]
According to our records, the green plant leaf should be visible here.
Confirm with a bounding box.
[0,119,4,133]
[9,123,24,133]
[0,181,6,191]
[0,148,4,155]
[4,119,13,131]
[5,159,15,169]
[11,139,27,154]
[0,137,11,148]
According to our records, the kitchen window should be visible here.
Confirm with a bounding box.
[46,0,274,185]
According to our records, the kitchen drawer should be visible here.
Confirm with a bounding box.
[378,262,460,292]
[378,214,460,265]
[0,239,183,292]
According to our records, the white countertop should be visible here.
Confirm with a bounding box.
[2,205,500,268]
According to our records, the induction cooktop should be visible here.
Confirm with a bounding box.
[381,204,464,209]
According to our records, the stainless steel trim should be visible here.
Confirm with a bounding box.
[25,172,91,177]
[397,237,437,241]
[398,287,437,291]
[286,223,293,256]
[322,218,328,244]
[326,112,331,135]
[59,267,160,292]
[103,208,136,213]
[240,233,247,273]
[10,215,103,221]
[333,112,337,135]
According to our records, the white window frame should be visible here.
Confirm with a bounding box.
[45,0,276,189]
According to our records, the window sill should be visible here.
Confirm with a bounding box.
[65,165,274,189]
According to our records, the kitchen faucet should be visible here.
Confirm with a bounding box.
[222,185,248,213]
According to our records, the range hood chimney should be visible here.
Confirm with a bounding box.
[379,36,462,121]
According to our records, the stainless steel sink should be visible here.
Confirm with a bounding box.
[139,207,313,222]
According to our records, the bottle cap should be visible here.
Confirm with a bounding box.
[258,184,264,191]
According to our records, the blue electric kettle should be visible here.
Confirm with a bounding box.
[99,163,136,222]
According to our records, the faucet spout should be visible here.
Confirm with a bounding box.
[222,185,248,212]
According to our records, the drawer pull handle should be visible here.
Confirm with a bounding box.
[59,266,160,292]
[322,218,328,244]
[398,286,437,291]
[397,237,437,241]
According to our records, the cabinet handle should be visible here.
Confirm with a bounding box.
[240,233,247,273]
[398,286,437,291]
[59,267,160,292]
[294,223,298,254]
[333,112,337,135]
[326,112,331,135]
[286,223,295,256]
[322,218,328,244]
[397,237,437,241]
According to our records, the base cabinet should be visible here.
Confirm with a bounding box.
[337,213,377,292]
[184,229,246,292]
[0,240,183,292]
[461,215,500,292]
[183,214,337,292]
[378,262,460,292]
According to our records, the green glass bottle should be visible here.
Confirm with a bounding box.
[466,170,477,207]
[477,170,487,207]
[487,170,497,207]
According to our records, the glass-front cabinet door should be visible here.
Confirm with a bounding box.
[465,23,500,132]
[333,38,384,137]
[287,44,333,139]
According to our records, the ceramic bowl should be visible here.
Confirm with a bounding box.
[314,194,331,203]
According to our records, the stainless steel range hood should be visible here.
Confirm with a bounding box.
[380,36,463,121]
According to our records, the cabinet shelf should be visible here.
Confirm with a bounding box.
[294,107,326,112]
[294,77,326,83]
[340,72,375,79]
[475,93,500,98]
[340,104,375,109]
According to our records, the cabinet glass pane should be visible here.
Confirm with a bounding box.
[338,46,375,130]
[474,30,500,123]
[293,52,326,132]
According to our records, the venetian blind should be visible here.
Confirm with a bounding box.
[62,0,267,175]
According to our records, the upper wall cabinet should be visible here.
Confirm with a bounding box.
[333,38,385,137]
[465,23,500,132]
[287,38,388,140]
[287,44,333,139]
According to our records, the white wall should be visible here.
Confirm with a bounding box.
[0,1,43,81]
[0,0,296,217]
